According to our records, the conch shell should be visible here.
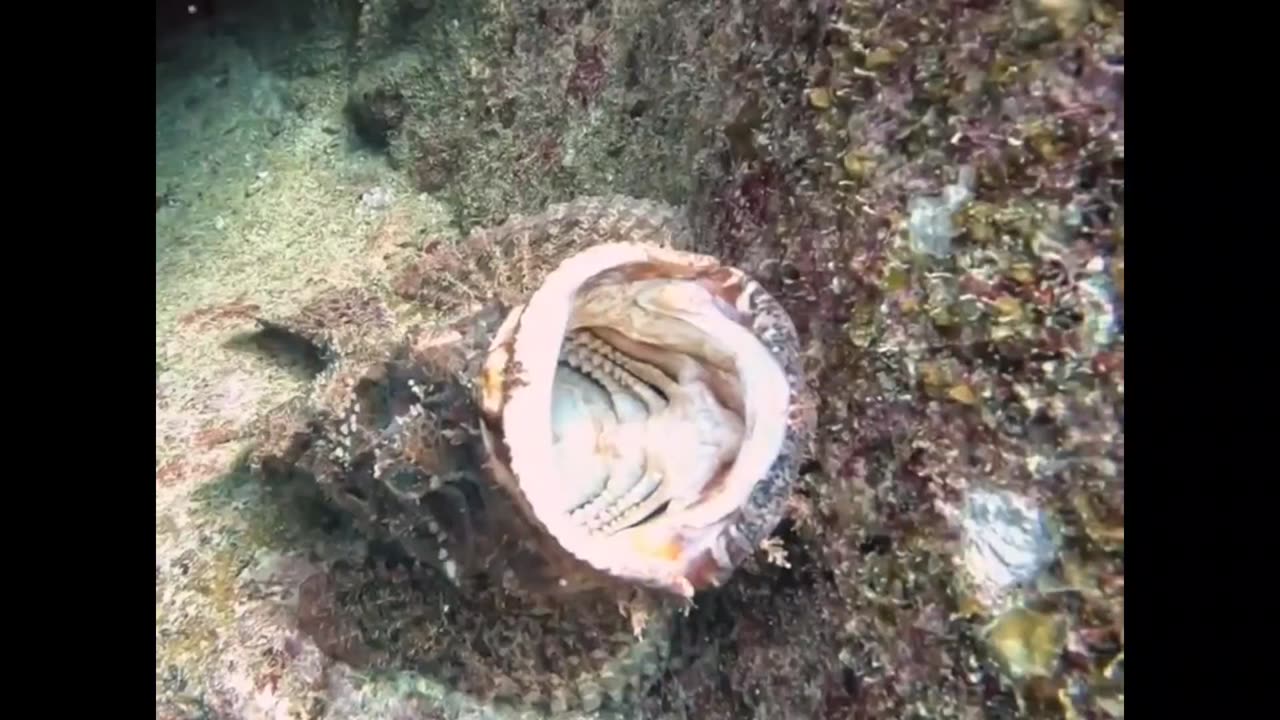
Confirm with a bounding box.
[238,199,815,712]
[478,242,812,598]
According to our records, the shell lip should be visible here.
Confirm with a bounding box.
[482,242,797,596]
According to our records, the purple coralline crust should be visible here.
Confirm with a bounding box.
[663,1,1123,717]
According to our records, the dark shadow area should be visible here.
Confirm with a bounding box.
[192,452,861,718]
[157,0,266,59]
[195,315,858,716]
[222,326,328,380]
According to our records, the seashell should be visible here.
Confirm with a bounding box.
[239,197,814,713]
[243,200,813,602]
[477,241,813,598]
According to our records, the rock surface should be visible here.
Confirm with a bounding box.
[156,1,1123,717]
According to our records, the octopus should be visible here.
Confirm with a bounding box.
[241,196,815,715]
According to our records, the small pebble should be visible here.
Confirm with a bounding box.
[807,87,833,109]
[907,166,975,257]
[985,607,1067,678]
[577,680,603,712]
[961,488,1057,610]
[360,186,395,211]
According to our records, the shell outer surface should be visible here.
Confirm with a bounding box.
[478,241,814,598]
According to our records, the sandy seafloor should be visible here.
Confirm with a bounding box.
[158,15,685,720]
[155,19,492,720]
